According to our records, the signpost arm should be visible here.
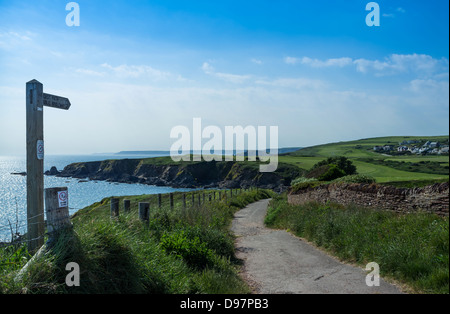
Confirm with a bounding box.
[26,80,45,253]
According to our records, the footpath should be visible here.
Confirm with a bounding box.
[231,199,403,294]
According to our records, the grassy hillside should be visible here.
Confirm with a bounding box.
[0,189,274,294]
[280,136,449,184]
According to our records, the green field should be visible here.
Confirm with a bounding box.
[280,136,449,184]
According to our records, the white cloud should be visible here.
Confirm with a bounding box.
[201,62,215,74]
[251,58,263,65]
[354,54,448,76]
[3,31,32,41]
[300,56,353,68]
[201,62,251,84]
[101,63,171,80]
[382,7,405,18]
[285,56,353,67]
[409,79,449,94]
[0,31,33,50]
[285,54,448,77]
[75,68,105,77]
[255,77,326,90]
[284,56,300,64]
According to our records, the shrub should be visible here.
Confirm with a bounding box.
[291,180,326,193]
[332,174,376,184]
[311,156,357,176]
[305,165,332,179]
[291,176,318,186]
[317,164,346,181]
[160,230,215,270]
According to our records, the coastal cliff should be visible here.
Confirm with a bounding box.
[47,157,302,191]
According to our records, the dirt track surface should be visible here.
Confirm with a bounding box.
[231,199,403,294]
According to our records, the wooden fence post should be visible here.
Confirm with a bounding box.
[170,193,174,209]
[26,79,72,253]
[124,199,131,213]
[139,202,149,225]
[183,194,186,209]
[44,187,72,244]
[192,193,195,207]
[110,197,119,218]
[26,80,44,253]
[158,194,162,208]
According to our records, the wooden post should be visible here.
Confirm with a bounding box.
[158,194,162,208]
[139,202,149,222]
[124,199,131,213]
[219,191,222,200]
[110,197,119,218]
[44,187,71,243]
[26,79,71,253]
[191,193,195,207]
[139,202,149,227]
[182,194,186,209]
[26,80,44,253]
[209,194,212,202]
[170,193,174,209]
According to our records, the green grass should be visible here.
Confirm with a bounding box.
[0,189,274,294]
[280,135,449,184]
[357,158,448,176]
[265,195,449,294]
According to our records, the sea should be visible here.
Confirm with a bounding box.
[0,153,194,242]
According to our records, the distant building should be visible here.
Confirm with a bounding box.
[440,146,449,154]
[373,146,383,152]
[430,142,440,148]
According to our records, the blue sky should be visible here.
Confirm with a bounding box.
[0,0,448,155]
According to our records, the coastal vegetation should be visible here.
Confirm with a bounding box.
[265,196,449,294]
[1,135,448,294]
[280,136,449,185]
[0,189,274,294]
[264,136,449,294]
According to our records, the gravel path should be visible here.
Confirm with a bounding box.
[231,199,403,294]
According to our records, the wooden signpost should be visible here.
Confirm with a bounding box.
[26,79,71,253]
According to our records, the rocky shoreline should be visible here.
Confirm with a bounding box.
[45,158,302,192]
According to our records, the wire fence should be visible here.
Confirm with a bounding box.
[0,206,85,248]
[0,188,257,249]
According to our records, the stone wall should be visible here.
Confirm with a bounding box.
[288,182,449,216]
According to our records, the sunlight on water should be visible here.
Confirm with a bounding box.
[0,155,192,242]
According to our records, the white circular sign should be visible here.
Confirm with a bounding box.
[57,190,68,208]
[36,140,44,160]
